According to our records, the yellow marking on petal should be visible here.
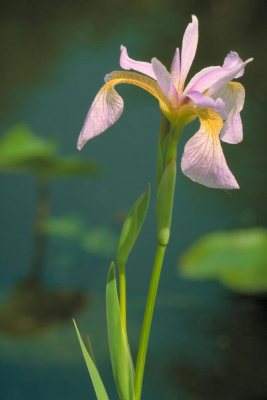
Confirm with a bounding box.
[227,81,244,94]
[105,70,170,115]
[195,107,224,138]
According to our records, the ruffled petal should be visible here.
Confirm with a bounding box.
[214,82,245,144]
[185,51,252,95]
[77,71,168,149]
[178,15,199,93]
[186,91,225,113]
[152,58,178,104]
[181,108,239,189]
[120,45,156,79]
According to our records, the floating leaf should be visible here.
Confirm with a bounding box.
[0,125,99,178]
[106,262,135,400]
[82,226,119,257]
[0,125,56,167]
[73,320,109,400]
[116,185,150,270]
[41,215,83,239]
[43,156,100,178]
[179,227,267,293]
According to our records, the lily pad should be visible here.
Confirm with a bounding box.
[41,215,83,239]
[82,226,119,258]
[0,125,57,167]
[0,125,99,177]
[178,227,267,294]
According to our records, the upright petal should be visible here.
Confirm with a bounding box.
[170,48,180,86]
[185,51,252,95]
[77,71,168,149]
[215,82,245,144]
[181,108,239,189]
[120,45,156,79]
[178,15,199,93]
[152,58,178,104]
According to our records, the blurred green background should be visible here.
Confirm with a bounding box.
[0,0,266,399]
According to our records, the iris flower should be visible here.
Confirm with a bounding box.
[78,15,252,189]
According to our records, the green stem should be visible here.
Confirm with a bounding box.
[134,243,166,400]
[119,264,127,333]
[134,120,183,399]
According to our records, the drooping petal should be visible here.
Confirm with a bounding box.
[181,108,239,189]
[120,45,156,79]
[185,51,252,95]
[152,57,178,104]
[186,91,225,113]
[214,82,245,144]
[178,15,199,93]
[77,71,168,150]
[77,83,123,150]
[170,48,180,86]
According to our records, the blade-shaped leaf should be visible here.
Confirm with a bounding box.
[116,185,150,269]
[106,262,135,400]
[73,320,109,400]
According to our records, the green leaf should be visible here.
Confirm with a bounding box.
[0,125,100,178]
[0,125,57,167]
[156,158,176,246]
[39,156,100,178]
[83,225,119,257]
[178,227,267,294]
[41,215,83,239]
[73,320,109,400]
[116,185,150,269]
[106,262,135,400]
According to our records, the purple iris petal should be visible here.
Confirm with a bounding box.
[214,82,245,144]
[152,58,179,103]
[181,116,239,189]
[170,48,180,85]
[77,84,124,150]
[185,52,252,96]
[186,91,225,113]
[120,45,156,79]
[179,15,198,92]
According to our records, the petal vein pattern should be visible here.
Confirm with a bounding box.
[179,15,199,93]
[181,109,239,189]
[77,71,168,150]
[214,82,245,144]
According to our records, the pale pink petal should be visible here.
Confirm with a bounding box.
[185,51,252,95]
[178,15,199,92]
[221,113,243,144]
[170,48,180,85]
[184,66,221,94]
[152,57,178,103]
[214,82,245,144]
[181,110,239,189]
[77,84,123,150]
[207,52,253,96]
[186,91,225,113]
[120,45,156,79]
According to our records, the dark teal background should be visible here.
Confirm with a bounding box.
[0,1,266,399]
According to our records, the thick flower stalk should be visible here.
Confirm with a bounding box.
[78,15,252,189]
